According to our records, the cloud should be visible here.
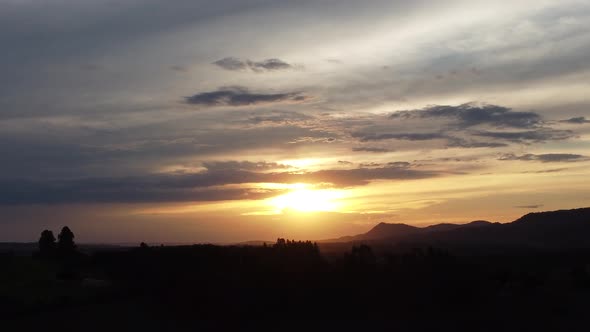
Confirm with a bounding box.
[185,87,309,106]
[561,116,590,124]
[535,168,567,173]
[524,168,568,174]
[169,65,188,72]
[514,204,543,209]
[288,136,337,144]
[359,162,383,168]
[358,161,411,168]
[348,103,572,149]
[248,58,293,71]
[391,103,541,129]
[352,147,392,153]
[201,161,291,171]
[352,132,447,142]
[289,164,440,187]
[499,153,588,162]
[0,162,439,204]
[342,103,580,149]
[473,129,574,143]
[351,132,509,149]
[0,179,285,205]
[387,162,412,168]
[212,57,248,71]
[213,57,294,72]
[247,110,313,125]
[446,137,508,148]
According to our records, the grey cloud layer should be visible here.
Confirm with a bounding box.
[390,103,541,129]
[200,161,290,171]
[0,117,335,180]
[0,100,582,188]
[292,2,590,120]
[499,153,588,162]
[351,147,393,153]
[185,87,308,106]
[561,117,590,124]
[351,103,574,148]
[247,110,313,125]
[473,129,574,143]
[0,162,439,204]
[213,57,294,72]
[514,204,544,209]
[353,132,447,142]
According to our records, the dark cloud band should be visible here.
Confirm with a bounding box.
[560,117,590,124]
[213,57,294,72]
[474,129,574,143]
[391,103,541,129]
[185,87,308,106]
[499,153,588,162]
[0,162,438,205]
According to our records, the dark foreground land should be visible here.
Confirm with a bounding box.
[2,208,590,331]
[2,242,590,331]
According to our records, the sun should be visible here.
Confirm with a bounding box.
[269,184,344,213]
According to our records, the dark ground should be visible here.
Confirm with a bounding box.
[2,241,590,331]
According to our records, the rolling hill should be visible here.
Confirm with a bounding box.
[325,207,590,251]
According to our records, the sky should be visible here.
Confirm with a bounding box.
[1,0,590,243]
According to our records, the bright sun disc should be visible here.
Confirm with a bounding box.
[269,185,344,213]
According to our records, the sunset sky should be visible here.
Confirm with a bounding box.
[1,0,589,243]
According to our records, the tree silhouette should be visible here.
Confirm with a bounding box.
[57,226,76,254]
[348,244,376,265]
[38,229,56,257]
[274,238,287,249]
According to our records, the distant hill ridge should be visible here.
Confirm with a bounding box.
[326,207,590,250]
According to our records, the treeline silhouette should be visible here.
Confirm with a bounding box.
[2,227,590,330]
[37,226,77,258]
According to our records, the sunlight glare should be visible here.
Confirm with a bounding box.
[268,184,344,213]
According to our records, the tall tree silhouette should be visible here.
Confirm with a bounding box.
[38,229,56,257]
[57,226,76,254]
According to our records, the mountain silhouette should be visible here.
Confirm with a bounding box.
[362,222,421,240]
[327,207,590,250]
